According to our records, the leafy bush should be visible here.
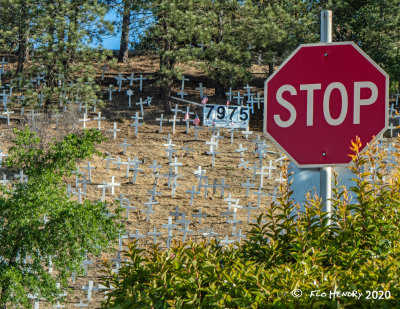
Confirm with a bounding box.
[100,137,400,308]
[0,127,121,307]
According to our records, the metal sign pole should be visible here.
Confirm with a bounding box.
[320,10,332,226]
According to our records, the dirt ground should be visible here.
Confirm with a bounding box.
[0,55,396,308]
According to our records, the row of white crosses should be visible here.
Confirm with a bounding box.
[0,109,293,307]
[225,84,264,112]
[114,73,147,92]
[14,139,285,307]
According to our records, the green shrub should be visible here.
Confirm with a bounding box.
[100,137,400,308]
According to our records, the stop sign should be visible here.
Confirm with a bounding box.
[264,42,389,167]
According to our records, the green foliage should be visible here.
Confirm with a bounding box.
[0,0,112,110]
[311,0,400,89]
[0,127,121,307]
[131,0,209,110]
[100,137,400,308]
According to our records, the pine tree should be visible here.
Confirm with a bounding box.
[248,0,316,75]
[190,0,253,97]
[144,0,204,112]
[0,0,113,111]
[309,0,400,90]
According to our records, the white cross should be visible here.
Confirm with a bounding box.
[81,161,95,182]
[241,129,253,139]
[206,137,218,152]
[177,75,189,99]
[119,138,131,155]
[256,166,269,188]
[130,111,143,137]
[225,87,233,101]
[82,280,95,302]
[2,109,14,126]
[170,104,182,116]
[109,122,121,139]
[265,160,277,179]
[136,98,146,117]
[114,73,126,92]
[137,74,147,91]
[79,113,91,129]
[168,114,180,134]
[156,113,168,133]
[243,84,254,101]
[195,82,206,98]
[0,173,10,185]
[126,72,136,86]
[194,166,206,176]
[169,157,183,174]
[97,181,111,201]
[93,112,106,130]
[233,91,244,105]
[107,176,120,196]
[14,169,27,183]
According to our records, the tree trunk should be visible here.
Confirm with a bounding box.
[44,22,56,111]
[1,286,8,309]
[159,83,172,114]
[17,1,29,73]
[158,10,174,114]
[17,36,29,73]
[118,1,131,63]
[268,61,274,76]
[158,54,174,113]
[215,82,226,98]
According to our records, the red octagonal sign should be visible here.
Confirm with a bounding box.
[264,42,389,167]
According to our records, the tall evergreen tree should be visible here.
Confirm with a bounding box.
[103,0,148,63]
[309,0,400,90]
[142,0,204,112]
[0,0,112,110]
[193,0,254,97]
